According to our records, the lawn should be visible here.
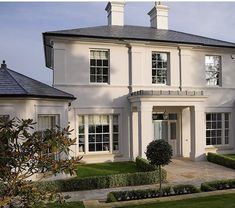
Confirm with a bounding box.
[223,154,235,159]
[76,161,139,178]
[122,193,235,208]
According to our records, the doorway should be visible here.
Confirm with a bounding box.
[153,113,178,156]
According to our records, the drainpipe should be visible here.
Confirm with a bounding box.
[178,46,182,91]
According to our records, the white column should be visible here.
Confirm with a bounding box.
[190,105,206,161]
[138,103,153,158]
[131,110,139,160]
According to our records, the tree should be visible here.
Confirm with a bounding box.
[0,118,81,207]
[145,139,172,195]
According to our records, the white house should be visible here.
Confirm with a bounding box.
[2,2,235,163]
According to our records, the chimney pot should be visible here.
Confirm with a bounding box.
[1,60,7,69]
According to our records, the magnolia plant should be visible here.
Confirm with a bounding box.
[0,118,81,207]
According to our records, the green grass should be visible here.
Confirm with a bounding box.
[76,161,139,178]
[223,154,235,159]
[122,193,235,208]
[47,201,84,208]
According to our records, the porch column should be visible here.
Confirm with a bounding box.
[190,105,206,161]
[138,103,153,158]
[130,108,139,160]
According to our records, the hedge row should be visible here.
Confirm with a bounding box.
[135,156,156,172]
[37,169,166,192]
[107,184,200,202]
[201,179,235,192]
[207,153,235,169]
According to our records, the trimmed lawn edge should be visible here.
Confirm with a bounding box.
[86,189,235,208]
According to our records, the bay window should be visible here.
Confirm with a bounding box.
[78,114,119,153]
[206,113,230,146]
[38,114,60,131]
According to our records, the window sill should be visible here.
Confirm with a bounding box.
[205,145,233,151]
[89,83,110,86]
[78,151,121,156]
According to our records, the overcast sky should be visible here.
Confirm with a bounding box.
[0,1,235,85]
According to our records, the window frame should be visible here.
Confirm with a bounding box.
[206,112,230,147]
[78,114,120,154]
[89,49,110,84]
[205,55,222,87]
[152,52,170,85]
[37,114,60,131]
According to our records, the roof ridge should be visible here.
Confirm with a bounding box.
[6,68,75,97]
[3,68,28,94]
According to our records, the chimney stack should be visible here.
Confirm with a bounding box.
[1,60,7,69]
[148,1,169,30]
[105,1,125,26]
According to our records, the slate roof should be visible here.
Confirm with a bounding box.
[43,25,235,48]
[0,61,75,100]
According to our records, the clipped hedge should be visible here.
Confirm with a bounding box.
[136,156,156,172]
[37,169,166,192]
[201,179,235,192]
[107,184,200,202]
[207,153,235,169]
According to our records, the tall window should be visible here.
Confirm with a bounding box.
[205,55,221,86]
[90,50,109,83]
[152,52,168,84]
[38,115,60,131]
[78,114,119,153]
[206,113,229,146]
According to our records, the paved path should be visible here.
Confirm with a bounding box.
[63,158,235,201]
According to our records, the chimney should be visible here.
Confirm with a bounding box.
[105,1,125,26]
[148,2,169,30]
[1,60,7,69]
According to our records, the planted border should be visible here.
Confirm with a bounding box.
[201,179,235,192]
[38,169,166,192]
[207,153,235,169]
[107,184,200,202]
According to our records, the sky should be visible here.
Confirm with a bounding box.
[0,1,235,85]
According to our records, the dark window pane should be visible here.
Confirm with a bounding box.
[103,60,108,67]
[113,143,119,151]
[96,143,102,151]
[169,114,177,120]
[206,130,210,137]
[89,125,95,133]
[97,60,102,66]
[79,125,84,134]
[96,125,102,133]
[90,75,96,82]
[89,135,95,142]
[103,143,109,151]
[90,59,96,66]
[225,137,229,144]
[217,137,222,145]
[103,76,108,83]
[103,125,109,132]
[152,62,156,68]
[206,138,210,145]
[103,134,109,142]
[212,122,216,129]
[225,121,229,128]
[217,113,222,120]
[97,75,103,83]
[212,138,216,145]
[89,144,95,151]
[113,134,118,142]
[103,68,108,75]
[152,69,156,76]
[97,68,102,75]
[113,125,118,132]
[79,135,85,143]
[217,121,222,129]
[206,114,211,121]
[90,67,95,74]
[96,134,102,142]
[225,113,229,120]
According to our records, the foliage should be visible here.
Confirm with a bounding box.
[106,184,199,202]
[38,169,166,192]
[46,201,84,208]
[76,161,139,178]
[201,179,235,192]
[145,139,172,194]
[0,118,81,207]
[135,156,156,172]
[207,152,235,169]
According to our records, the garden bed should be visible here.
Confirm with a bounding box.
[207,152,235,169]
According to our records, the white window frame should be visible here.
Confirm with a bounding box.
[78,114,120,154]
[89,49,110,84]
[206,113,230,146]
[205,55,222,86]
[152,52,169,85]
[37,114,60,131]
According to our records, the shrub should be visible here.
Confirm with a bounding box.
[37,169,166,192]
[201,179,235,192]
[106,184,198,202]
[173,184,200,195]
[136,156,156,172]
[207,153,235,169]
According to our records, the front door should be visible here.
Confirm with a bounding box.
[153,120,178,156]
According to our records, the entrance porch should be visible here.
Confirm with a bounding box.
[128,90,208,161]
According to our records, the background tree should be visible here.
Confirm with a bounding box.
[145,139,172,195]
[0,118,81,207]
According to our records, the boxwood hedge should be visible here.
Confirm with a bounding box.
[207,152,235,169]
